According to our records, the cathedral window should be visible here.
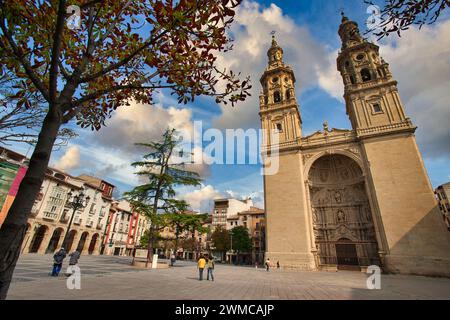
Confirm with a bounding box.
[372,103,382,113]
[276,123,283,133]
[274,91,281,103]
[286,90,291,100]
[361,68,372,82]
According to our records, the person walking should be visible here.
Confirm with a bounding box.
[265,258,271,272]
[277,261,280,269]
[69,249,81,266]
[206,257,215,281]
[170,253,176,267]
[197,255,206,281]
[51,248,66,276]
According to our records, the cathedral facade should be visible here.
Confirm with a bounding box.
[260,15,450,276]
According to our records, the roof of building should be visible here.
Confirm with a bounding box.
[238,207,265,215]
[78,174,116,188]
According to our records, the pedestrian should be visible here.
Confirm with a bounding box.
[207,257,215,281]
[265,258,271,272]
[69,249,81,266]
[51,247,66,276]
[277,261,280,269]
[197,255,206,281]
[170,253,176,267]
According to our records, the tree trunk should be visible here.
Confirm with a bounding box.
[0,109,61,299]
[146,225,154,266]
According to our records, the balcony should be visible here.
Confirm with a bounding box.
[86,220,93,228]
[74,217,82,225]
[96,223,103,230]
[43,212,58,220]
[59,214,69,223]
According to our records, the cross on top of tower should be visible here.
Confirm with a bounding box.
[339,7,349,23]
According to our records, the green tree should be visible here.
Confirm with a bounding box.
[365,0,450,38]
[124,128,201,265]
[211,225,230,261]
[231,226,252,264]
[0,0,250,298]
[166,205,208,253]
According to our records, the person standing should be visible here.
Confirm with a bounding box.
[170,253,176,267]
[207,257,215,281]
[265,258,271,272]
[69,250,81,266]
[51,248,66,276]
[197,255,206,281]
[277,261,280,269]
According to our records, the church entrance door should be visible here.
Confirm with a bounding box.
[336,238,359,270]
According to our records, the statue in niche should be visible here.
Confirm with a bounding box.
[334,191,342,204]
[337,210,346,223]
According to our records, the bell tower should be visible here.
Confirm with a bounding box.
[260,35,315,271]
[259,35,302,148]
[337,14,414,135]
[336,14,450,276]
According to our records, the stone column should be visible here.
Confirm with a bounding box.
[81,233,92,255]
[93,237,102,255]
[37,226,54,255]
[68,233,80,252]
[21,227,34,254]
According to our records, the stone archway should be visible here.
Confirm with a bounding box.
[88,233,99,255]
[46,228,64,254]
[29,225,48,253]
[308,154,380,269]
[77,232,89,252]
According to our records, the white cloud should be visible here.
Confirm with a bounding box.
[316,49,344,102]
[379,20,450,158]
[178,185,224,213]
[53,146,80,171]
[213,1,330,130]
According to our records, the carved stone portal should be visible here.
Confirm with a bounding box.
[308,154,380,268]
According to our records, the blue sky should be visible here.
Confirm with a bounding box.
[7,0,450,212]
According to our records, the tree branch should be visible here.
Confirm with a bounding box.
[0,18,50,102]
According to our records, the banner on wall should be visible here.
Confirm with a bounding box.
[0,166,28,226]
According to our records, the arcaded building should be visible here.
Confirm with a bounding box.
[260,15,450,276]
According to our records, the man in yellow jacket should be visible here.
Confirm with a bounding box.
[197,255,206,281]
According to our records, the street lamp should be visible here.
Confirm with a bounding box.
[60,188,90,251]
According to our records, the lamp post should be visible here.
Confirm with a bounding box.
[60,189,90,251]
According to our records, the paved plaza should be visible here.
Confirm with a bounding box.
[7,254,450,300]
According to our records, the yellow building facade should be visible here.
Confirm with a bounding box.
[260,15,450,276]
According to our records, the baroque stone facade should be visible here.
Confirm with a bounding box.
[260,16,450,276]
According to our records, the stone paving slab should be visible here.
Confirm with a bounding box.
[6,254,450,300]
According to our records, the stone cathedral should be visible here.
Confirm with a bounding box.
[260,15,450,276]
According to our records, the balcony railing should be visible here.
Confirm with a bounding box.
[74,218,82,225]
[43,212,58,220]
[86,220,93,227]
[59,214,69,223]
[96,223,103,230]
